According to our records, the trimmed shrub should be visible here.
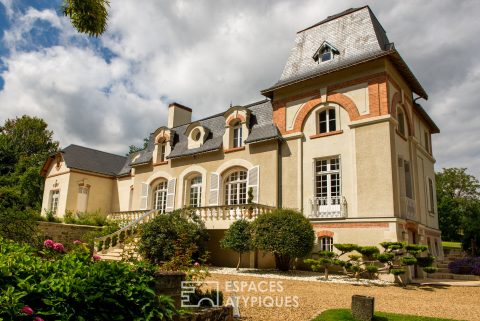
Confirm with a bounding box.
[139,209,209,264]
[305,251,336,279]
[358,246,380,259]
[251,209,315,271]
[220,219,252,270]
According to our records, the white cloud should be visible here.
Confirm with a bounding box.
[0,0,480,176]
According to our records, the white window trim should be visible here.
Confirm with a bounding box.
[319,236,334,252]
[314,156,342,206]
[317,108,338,134]
[224,170,248,205]
[153,181,168,213]
[189,176,202,208]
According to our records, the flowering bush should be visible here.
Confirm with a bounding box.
[0,237,176,320]
[448,257,480,275]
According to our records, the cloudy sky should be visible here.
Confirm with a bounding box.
[0,0,479,176]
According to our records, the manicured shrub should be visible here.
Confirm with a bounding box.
[305,251,336,279]
[416,255,435,267]
[358,246,380,258]
[380,241,405,251]
[139,209,209,264]
[220,219,252,270]
[0,237,176,320]
[374,252,395,263]
[334,243,360,253]
[251,209,315,271]
[422,266,438,274]
[401,255,417,266]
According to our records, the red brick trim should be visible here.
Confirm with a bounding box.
[316,230,334,238]
[327,72,387,92]
[224,146,245,154]
[226,114,246,126]
[313,222,389,229]
[405,221,418,231]
[309,130,343,140]
[153,161,168,166]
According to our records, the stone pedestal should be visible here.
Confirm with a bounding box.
[351,295,374,321]
[154,271,186,308]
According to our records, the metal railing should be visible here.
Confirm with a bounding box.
[308,196,347,219]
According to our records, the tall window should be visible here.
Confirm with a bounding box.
[189,176,202,208]
[49,190,60,214]
[397,109,406,136]
[315,157,341,206]
[233,122,243,148]
[424,131,430,153]
[153,181,168,213]
[319,237,333,252]
[318,109,336,134]
[224,170,247,205]
[158,143,166,162]
[428,177,435,213]
[76,186,89,212]
[404,161,413,199]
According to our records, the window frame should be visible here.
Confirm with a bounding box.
[317,108,337,134]
[153,181,168,213]
[314,156,341,206]
[319,236,334,252]
[232,122,243,148]
[427,177,435,214]
[49,189,60,214]
[189,175,202,208]
[224,170,248,205]
[397,108,406,137]
[404,160,414,199]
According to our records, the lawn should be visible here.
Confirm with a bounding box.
[442,241,462,249]
[313,309,458,321]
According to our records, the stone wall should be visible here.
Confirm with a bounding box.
[37,221,103,245]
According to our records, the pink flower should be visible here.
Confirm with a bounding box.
[194,262,200,267]
[20,306,33,315]
[92,255,101,261]
[73,240,82,245]
[43,239,54,248]
[53,242,65,252]
[34,317,45,321]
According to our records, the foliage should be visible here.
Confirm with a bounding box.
[334,243,360,253]
[442,241,462,249]
[357,246,380,259]
[0,116,58,213]
[312,308,457,321]
[251,209,315,271]
[0,237,176,320]
[247,187,254,204]
[220,219,252,270]
[304,251,336,279]
[64,210,109,226]
[461,200,480,255]
[128,137,150,155]
[448,257,480,276]
[436,168,480,242]
[63,0,109,37]
[81,223,120,252]
[401,255,418,266]
[139,209,209,264]
[0,208,42,246]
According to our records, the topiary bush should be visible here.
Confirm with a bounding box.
[251,209,314,271]
[220,219,252,270]
[0,237,176,320]
[305,251,336,280]
[139,209,209,264]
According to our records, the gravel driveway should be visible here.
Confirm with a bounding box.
[207,272,480,321]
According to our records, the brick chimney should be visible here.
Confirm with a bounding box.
[167,102,192,128]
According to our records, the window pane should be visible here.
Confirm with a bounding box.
[319,111,327,133]
[329,109,336,131]
[404,162,413,199]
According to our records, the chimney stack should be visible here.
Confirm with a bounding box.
[168,102,192,128]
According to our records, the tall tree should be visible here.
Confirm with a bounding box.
[63,0,110,37]
[0,116,59,212]
[436,168,480,242]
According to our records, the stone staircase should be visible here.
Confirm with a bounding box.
[428,248,480,281]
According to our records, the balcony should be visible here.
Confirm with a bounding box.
[308,196,347,219]
[401,196,416,220]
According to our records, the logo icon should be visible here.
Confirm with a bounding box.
[180,281,220,308]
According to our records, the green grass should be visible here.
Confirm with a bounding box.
[442,241,462,249]
[312,309,459,321]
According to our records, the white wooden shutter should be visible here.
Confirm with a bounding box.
[166,178,176,212]
[209,173,220,205]
[140,183,149,210]
[247,166,260,203]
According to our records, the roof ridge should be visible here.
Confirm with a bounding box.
[66,144,126,159]
[297,6,369,33]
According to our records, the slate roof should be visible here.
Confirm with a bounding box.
[129,99,280,163]
[261,6,428,99]
[61,144,127,176]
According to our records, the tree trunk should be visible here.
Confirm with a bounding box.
[274,253,291,271]
[324,267,329,280]
[237,252,241,270]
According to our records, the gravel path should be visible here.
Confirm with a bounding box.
[207,271,480,321]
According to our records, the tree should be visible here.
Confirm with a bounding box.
[138,209,209,264]
[62,0,109,37]
[251,209,315,271]
[0,116,59,212]
[220,219,252,270]
[436,168,480,241]
[127,137,150,155]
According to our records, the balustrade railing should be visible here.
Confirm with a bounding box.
[107,210,151,227]
[193,204,275,221]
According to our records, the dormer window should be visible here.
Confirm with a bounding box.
[159,142,166,162]
[313,41,339,63]
[233,121,243,148]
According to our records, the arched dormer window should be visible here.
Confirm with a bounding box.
[152,127,173,164]
[318,108,337,134]
[156,138,167,163]
[223,106,250,151]
[185,123,209,149]
[397,108,406,136]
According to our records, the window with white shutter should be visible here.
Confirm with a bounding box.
[209,173,220,205]
[140,183,149,210]
[247,166,259,203]
[165,178,176,212]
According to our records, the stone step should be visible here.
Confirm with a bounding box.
[436,268,450,273]
[437,263,449,268]
[429,273,480,281]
